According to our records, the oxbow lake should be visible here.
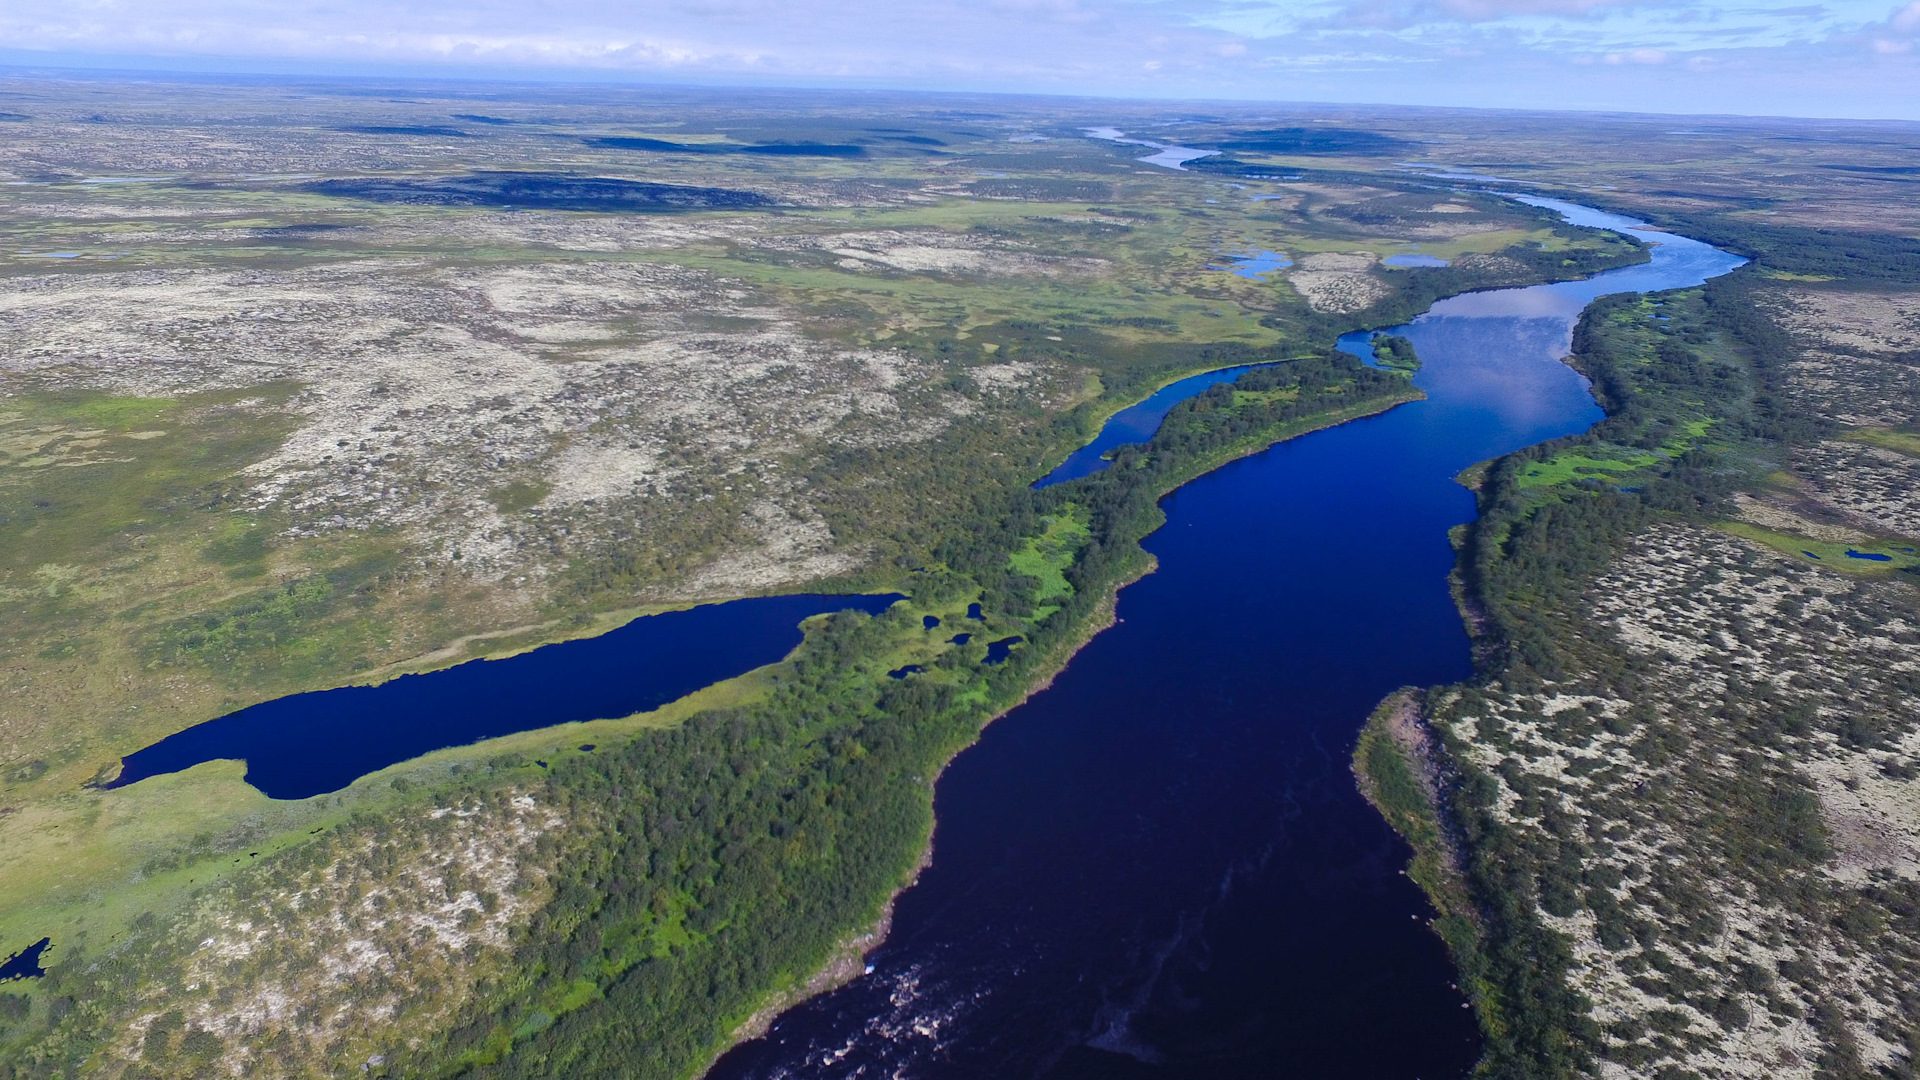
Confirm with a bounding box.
[707,200,1745,1080]
[108,592,901,800]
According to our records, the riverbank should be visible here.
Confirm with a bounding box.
[1350,206,1802,1078]
[697,376,1426,1078]
[1353,689,1498,1040]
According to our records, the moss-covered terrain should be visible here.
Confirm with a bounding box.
[0,79,1676,1079]
[1360,174,1920,1078]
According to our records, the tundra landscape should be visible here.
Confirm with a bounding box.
[1,72,1918,1080]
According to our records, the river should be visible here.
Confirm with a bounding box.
[705,202,1745,1079]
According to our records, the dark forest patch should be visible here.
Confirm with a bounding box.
[1208,128,1413,156]
[304,172,774,212]
[584,137,864,157]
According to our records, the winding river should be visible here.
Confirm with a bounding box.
[706,201,1745,1079]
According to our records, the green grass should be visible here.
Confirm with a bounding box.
[1232,387,1301,407]
[1659,417,1717,455]
[1007,509,1092,602]
[1843,426,1920,458]
[1716,521,1920,573]
[1515,448,1659,489]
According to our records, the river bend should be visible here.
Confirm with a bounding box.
[706,201,1744,1079]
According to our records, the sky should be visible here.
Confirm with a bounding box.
[1,0,1918,119]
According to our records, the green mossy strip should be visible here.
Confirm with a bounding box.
[402,355,1421,1080]
[1007,508,1091,603]
[1382,257,1917,1079]
[1514,449,1658,490]
[1716,521,1920,573]
[1843,426,1920,458]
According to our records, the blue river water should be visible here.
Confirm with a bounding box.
[108,593,901,800]
[707,203,1744,1079]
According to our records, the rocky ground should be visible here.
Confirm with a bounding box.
[1420,277,1920,1079]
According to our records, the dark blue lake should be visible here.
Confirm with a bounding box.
[1036,365,1274,488]
[109,593,901,800]
[0,938,50,982]
[709,204,1743,1079]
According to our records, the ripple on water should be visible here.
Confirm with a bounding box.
[706,199,1746,1080]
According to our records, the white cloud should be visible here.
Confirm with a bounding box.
[0,0,1913,116]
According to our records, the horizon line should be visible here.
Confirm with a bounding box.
[3,52,1919,127]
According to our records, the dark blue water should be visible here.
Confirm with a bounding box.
[1847,550,1893,561]
[1036,366,1274,488]
[0,938,49,982]
[108,593,901,800]
[984,636,1025,665]
[708,205,1742,1080]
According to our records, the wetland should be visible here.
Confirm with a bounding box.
[4,78,1916,1080]
[706,200,1743,1080]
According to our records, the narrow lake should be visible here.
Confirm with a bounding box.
[708,203,1745,1079]
[108,592,902,800]
[1035,364,1274,488]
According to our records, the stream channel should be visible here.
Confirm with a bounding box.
[706,200,1746,1079]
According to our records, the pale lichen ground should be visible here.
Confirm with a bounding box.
[1773,289,1920,430]
[0,250,988,588]
[1435,525,1920,1079]
[102,791,565,1079]
[1428,282,1920,1079]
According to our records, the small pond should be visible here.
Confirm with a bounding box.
[1209,249,1292,279]
[984,636,1025,664]
[0,938,50,982]
[1384,254,1450,268]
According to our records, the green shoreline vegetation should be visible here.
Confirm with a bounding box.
[0,92,1673,1080]
[1370,333,1421,374]
[1357,220,1920,1078]
[2,349,1423,1080]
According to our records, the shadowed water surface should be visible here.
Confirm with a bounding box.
[708,202,1742,1080]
